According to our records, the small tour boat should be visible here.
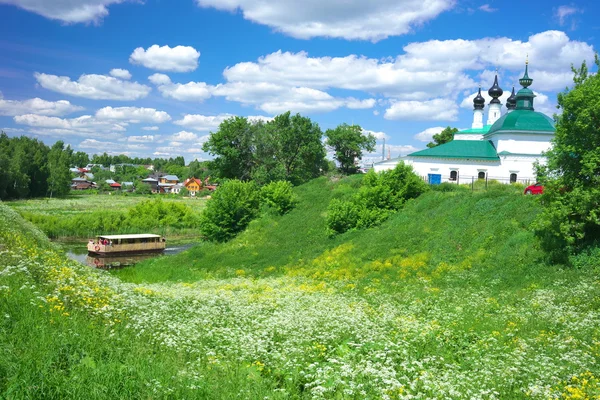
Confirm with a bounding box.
[87,234,166,256]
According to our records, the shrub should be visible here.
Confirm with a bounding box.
[326,199,360,236]
[199,180,261,242]
[261,181,297,215]
[326,163,428,235]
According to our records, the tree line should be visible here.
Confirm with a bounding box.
[0,133,85,200]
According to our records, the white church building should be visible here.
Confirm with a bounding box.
[374,63,555,185]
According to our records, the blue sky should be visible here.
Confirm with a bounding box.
[0,0,598,164]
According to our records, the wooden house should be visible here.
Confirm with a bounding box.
[184,178,203,196]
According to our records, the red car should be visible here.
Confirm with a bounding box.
[524,183,544,195]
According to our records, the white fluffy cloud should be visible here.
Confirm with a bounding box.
[413,126,444,142]
[34,72,151,100]
[130,45,200,72]
[13,107,170,138]
[0,94,83,116]
[109,68,132,80]
[149,74,211,102]
[142,126,159,131]
[363,129,390,140]
[95,106,171,123]
[385,99,458,121]
[195,0,455,42]
[127,135,156,143]
[173,114,233,131]
[14,114,126,137]
[0,0,130,24]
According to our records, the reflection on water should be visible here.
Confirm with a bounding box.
[65,243,195,269]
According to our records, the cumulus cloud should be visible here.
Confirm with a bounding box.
[130,45,200,72]
[142,126,159,131]
[109,68,132,79]
[346,98,376,109]
[362,129,390,141]
[13,114,126,137]
[173,114,233,131]
[149,73,212,102]
[95,106,171,123]
[413,126,444,142]
[0,94,83,116]
[195,0,455,42]
[385,99,459,121]
[34,72,151,100]
[127,135,156,142]
[170,131,200,142]
[0,0,131,24]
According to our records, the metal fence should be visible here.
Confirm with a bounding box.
[421,174,535,190]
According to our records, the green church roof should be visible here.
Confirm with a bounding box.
[455,125,492,135]
[408,140,499,160]
[486,110,555,136]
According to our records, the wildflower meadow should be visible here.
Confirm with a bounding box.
[1,177,600,399]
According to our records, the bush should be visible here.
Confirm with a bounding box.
[261,181,297,215]
[326,163,428,235]
[199,180,261,242]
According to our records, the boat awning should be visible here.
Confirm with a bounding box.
[96,234,162,240]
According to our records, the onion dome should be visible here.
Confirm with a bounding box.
[506,87,517,110]
[488,74,503,104]
[519,61,533,88]
[473,87,485,110]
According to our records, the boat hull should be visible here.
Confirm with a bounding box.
[87,242,166,256]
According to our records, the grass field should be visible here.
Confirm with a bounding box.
[2,177,600,399]
[6,193,206,239]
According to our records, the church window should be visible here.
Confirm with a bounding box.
[510,173,517,183]
[478,171,486,180]
[449,171,458,181]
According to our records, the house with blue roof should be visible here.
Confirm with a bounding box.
[374,63,555,185]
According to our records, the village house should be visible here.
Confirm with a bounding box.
[71,177,94,190]
[141,177,159,192]
[158,175,179,193]
[184,178,203,196]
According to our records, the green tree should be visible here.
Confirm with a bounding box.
[47,141,72,198]
[199,180,261,242]
[325,124,376,174]
[426,126,458,148]
[202,116,258,181]
[266,112,327,184]
[534,54,600,261]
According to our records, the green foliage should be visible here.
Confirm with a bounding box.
[260,181,297,215]
[135,181,152,195]
[426,126,458,148]
[47,141,72,198]
[179,187,189,197]
[203,112,327,185]
[199,180,261,242]
[325,123,376,174]
[326,163,428,235]
[10,196,203,238]
[534,54,600,261]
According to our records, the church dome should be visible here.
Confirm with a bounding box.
[487,109,555,135]
[488,74,503,104]
[506,87,517,110]
[473,87,485,109]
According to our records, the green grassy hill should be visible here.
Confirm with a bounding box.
[2,176,600,399]
[117,176,546,290]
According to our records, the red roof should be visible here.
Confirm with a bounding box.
[110,183,121,187]
[184,178,203,188]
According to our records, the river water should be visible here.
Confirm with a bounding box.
[64,242,195,269]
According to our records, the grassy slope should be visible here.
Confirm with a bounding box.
[3,177,600,398]
[116,176,545,290]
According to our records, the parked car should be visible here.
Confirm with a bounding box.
[524,183,544,195]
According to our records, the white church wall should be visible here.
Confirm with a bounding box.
[489,133,553,154]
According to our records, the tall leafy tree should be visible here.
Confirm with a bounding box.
[426,126,458,148]
[202,116,258,181]
[325,123,376,174]
[267,112,327,184]
[47,141,71,197]
[534,54,600,261]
